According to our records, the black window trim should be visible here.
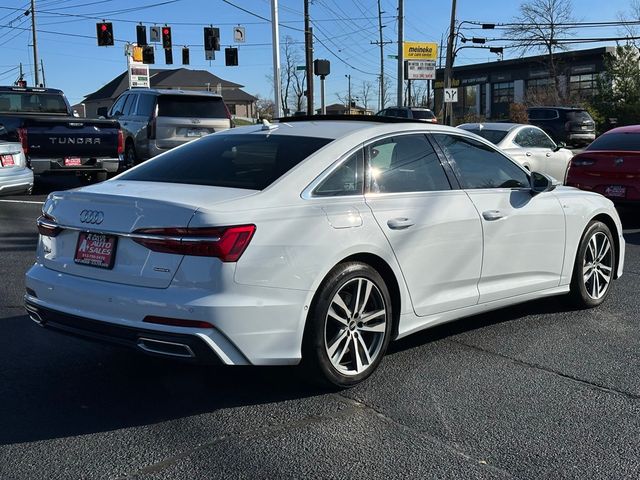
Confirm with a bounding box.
[431,131,532,191]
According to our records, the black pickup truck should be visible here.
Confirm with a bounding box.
[0,86,122,182]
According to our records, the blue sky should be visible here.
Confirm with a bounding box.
[0,0,634,110]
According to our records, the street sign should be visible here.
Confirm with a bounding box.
[296,65,305,71]
[403,41,438,60]
[406,60,436,80]
[444,88,458,103]
[388,54,398,59]
[128,62,150,88]
[150,26,161,43]
[233,26,246,43]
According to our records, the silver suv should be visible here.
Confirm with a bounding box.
[108,89,232,166]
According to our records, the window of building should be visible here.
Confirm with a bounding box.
[526,77,551,93]
[463,85,478,114]
[492,82,514,104]
[570,73,597,98]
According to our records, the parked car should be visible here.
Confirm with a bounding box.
[527,106,596,146]
[106,89,232,167]
[566,125,640,203]
[0,86,122,183]
[376,106,437,123]
[26,117,624,387]
[458,122,572,183]
[0,141,33,195]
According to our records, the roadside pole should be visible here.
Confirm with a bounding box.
[271,0,282,118]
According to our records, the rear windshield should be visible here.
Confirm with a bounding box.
[0,92,68,114]
[461,129,508,145]
[566,110,593,122]
[119,133,332,190]
[411,110,435,120]
[586,132,640,152]
[157,95,227,118]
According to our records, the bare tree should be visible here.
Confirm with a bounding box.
[506,0,575,103]
[278,36,306,115]
[358,81,373,111]
[255,95,275,120]
[618,0,640,50]
[379,74,392,109]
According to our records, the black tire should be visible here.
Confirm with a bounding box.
[569,220,616,308]
[95,171,108,182]
[124,142,137,169]
[302,261,393,388]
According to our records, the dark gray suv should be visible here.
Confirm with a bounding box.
[107,89,232,166]
[527,107,595,147]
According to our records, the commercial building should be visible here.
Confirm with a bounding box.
[76,68,257,119]
[434,46,614,122]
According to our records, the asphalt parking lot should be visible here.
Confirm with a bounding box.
[1,176,639,479]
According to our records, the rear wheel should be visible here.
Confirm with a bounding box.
[124,142,137,169]
[569,221,615,308]
[303,262,392,388]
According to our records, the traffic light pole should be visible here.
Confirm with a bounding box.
[304,0,313,115]
[30,0,40,86]
[271,0,282,118]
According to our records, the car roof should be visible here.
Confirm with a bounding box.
[124,88,223,98]
[527,106,586,111]
[226,117,460,140]
[0,86,63,94]
[458,122,524,132]
[604,125,640,134]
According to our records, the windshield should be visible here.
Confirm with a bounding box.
[119,133,332,190]
[0,92,68,114]
[460,129,508,145]
[411,110,435,120]
[157,95,228,118]
[586,132,640,152]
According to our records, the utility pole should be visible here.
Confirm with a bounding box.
[443,0,457,126]
[345,74,351,113]
[40,59,46,87]
[304,0,314,115]
[30,0,40,86]
[271,0,282,118]
[396,0,404,107]
[377,0,385,110]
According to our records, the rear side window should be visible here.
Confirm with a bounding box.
[119,134,332,190]
[135,95,156,116]
[462,129,508,145]
[566,110,593,122]
[313,150,364,196]
[586,132,640,152]
[158,95,227,118]
[411,110,435,120]
[434,134,529,189]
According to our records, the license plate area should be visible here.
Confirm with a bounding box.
[64,157,82,166]
[186,128,206,137]
[74,232,117,269]
[0,154,15,167]
[604,185,626,198]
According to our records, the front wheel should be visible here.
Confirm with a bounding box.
[303,262,393,388]
[569,221,615,308]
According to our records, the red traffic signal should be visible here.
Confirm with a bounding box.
[161,26,172,49]
[96,22,114,46]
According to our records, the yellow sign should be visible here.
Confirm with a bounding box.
[132,46,143,62]
[403,42,438,61]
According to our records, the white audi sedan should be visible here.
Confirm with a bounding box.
[457,122,574,183]
[25,117,625,387]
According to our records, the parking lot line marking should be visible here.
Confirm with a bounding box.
[0,199,44,205]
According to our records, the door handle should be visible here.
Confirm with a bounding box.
[525,152,532,157]
[387,218,415,230]
[482,210,504,221]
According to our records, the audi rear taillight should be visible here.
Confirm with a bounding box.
[131,224,256,261]
[117,129,124,155]
[17,127,28,155]
[36,212,61,237]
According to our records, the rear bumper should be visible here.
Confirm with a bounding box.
[566,179,640,203]
[25,299,223,364]
[0,168,33,194]
[30,157,120,174]
[566,132,595,144]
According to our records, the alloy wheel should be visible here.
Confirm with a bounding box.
[582,231,613,300]
[324,277,387,376]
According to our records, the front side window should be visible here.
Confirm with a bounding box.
[135,94,156,117]
[313,149,364,197]
[528,128,556,149]
[119,134,332,190]
[434,134,529,189]
[367,134,451,193]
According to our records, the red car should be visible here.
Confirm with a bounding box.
[566,125,640,203]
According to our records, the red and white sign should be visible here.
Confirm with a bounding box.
[64,157,82,166]
[0,154,15,167]
[74,232,117,269]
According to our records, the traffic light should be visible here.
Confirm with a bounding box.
[182,47,189,65]
[132,46,143,62]
[142,45,155,64]
[161,26,172,49]
[136,25,147,46]
[225,47,238,66]
[96,22,114,46]
[203,27,220,52]
[165,48,173,65]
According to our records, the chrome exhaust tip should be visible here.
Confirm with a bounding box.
[137,337,196,359]
[25,305,45,326]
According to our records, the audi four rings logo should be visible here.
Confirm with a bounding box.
[79,210,104,224]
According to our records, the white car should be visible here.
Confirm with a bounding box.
[25,118,625,387]
[457,122,573,183]
[0,141,33,195]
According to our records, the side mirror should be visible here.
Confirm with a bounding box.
[553,141,566,152]
[530,171,557,194]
